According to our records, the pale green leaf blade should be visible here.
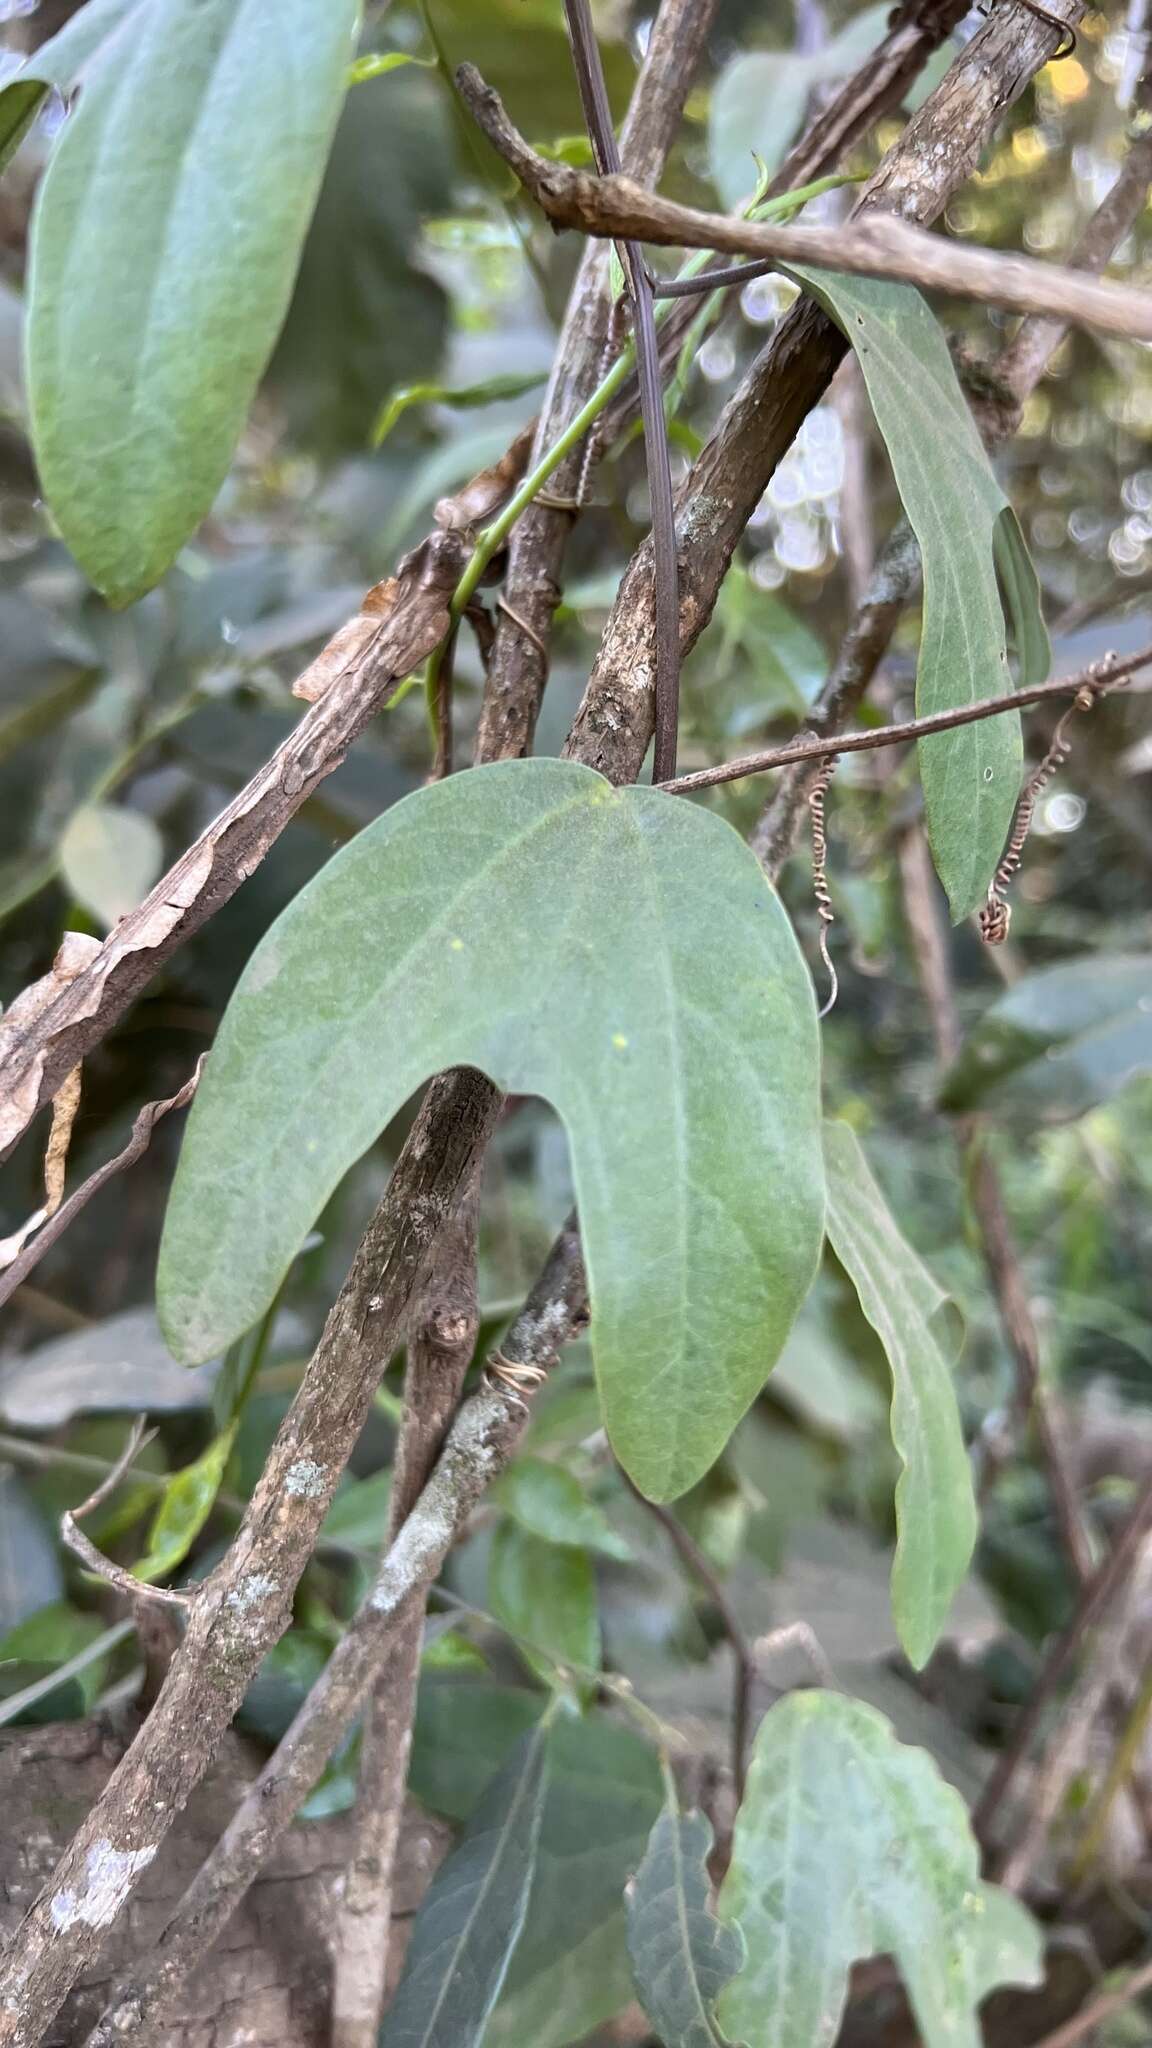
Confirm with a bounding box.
[27,0,360,604]
[822,1121,976,1668]
[940,953,1152,1121]
[708,10,887,203]
[58,802,163,930]
[787,268,1037,921]
[489,1521,601,1695]
[717,1692,1043,2048]
[157,759,825,1502]
[379,1719,550,2048]
[133,1420,237,1583]
[491,1456,631,1559]
[627,1803,745,2048]
[993,507,1050,685]
[0,0,140,173]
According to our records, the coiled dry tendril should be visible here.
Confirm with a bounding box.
[979,682,1098,944]
[808,758,839,1017]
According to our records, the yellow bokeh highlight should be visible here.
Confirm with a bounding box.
[1045,57,1090,101]
[1011,126,1049,166]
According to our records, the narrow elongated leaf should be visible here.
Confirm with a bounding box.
[27,0,360,604]
[823,1121,975,1667]
[411,1684,663,2048]
[627,1803,745,2048]
[133,1421,237,1583]
[0,0,138,173]
[787,269,1048,921]
[489,1520,601,1696]
[940,953,1152,1120]
[379,1719,550,2048]
[158,759,825,1502]
[717,1692,1043,2048]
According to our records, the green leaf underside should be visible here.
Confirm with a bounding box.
[822,1122,975,1668]
[717,1692,1044,2048]
[786,268,1048,922]
[627,1804,745,2048]
[27,0,359,604]
[939,953,1152,1120]
[158,759,825,1502]
[379,1720,550,2048]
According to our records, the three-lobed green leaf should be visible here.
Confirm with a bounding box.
[788,268,1048,922]
[379,1718,550,2048]
[823,1121,976,1668]
[627,1801,745,2048]
[157,759,825,1502]
[717,1691,1043,2048]
[27,0,359,604]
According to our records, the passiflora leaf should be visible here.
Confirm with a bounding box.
[379,1718,550,2048]
[157,759,825,1502]
[786,268,1048,921]
[0,0,139,174]
[627,1801,745,2048]
[717,1692,1044,2048]
[939,953,1152,1121]
[823,1121,975,1668]
[27,0,360,604]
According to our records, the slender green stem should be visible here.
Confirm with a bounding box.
[421,171,861,722]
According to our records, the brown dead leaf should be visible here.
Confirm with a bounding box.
[434,420,534,533]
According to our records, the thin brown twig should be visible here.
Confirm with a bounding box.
[621,1467,756,1801]
[82,1220,587,2048]
[974,1470,1152,1850]
[560,0,681,781]
[1032,1954,1152,2048]
[0,1060,203,1313]
[60,1418,193,1614]
[459,63,1152,345]
[660,651,1145,795]
[331,1200,481,2048]
[753,115,1152,882]
[0,10,1085,2033]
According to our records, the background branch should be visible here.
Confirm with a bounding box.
[81,1221,587,2048]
